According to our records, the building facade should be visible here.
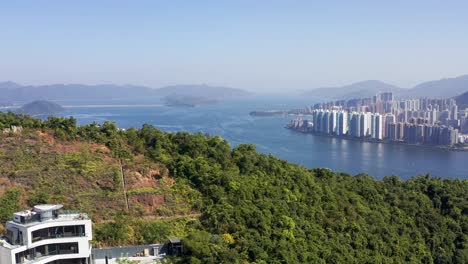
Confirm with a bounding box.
[0,205,92,264]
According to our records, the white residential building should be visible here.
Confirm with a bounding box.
[336,111,348,135]
[371,114,384,140]
[0,204,92,264]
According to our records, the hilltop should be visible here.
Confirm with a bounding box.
[0,113,466,263]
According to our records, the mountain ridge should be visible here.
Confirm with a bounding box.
[303,80,404,100]
[0,82,251,102]
[405,74,468,99]
[303,74,468,100]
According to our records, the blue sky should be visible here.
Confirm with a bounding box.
[1,1,467,92]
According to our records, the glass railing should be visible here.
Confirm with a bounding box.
[15,243,79,264]
[16,249,79,264]
[58,211,90,220]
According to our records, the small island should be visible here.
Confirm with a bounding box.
[17,100,65,116]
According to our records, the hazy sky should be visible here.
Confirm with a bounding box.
[1,1,468,92]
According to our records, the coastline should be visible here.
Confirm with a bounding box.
[286,126,468,152]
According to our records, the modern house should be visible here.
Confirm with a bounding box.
[0,204,92,264]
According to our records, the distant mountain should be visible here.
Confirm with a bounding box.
[0,82,250,102]
[302,75,468,100]
[303,80,404,100]
[454,91,468,109]
[403,75,468,99]
[0,82,154,101]
[0,81,22,89]
[153,84,251,99]
[17,100,65,115]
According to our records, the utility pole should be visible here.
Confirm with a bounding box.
[119,159,130,212]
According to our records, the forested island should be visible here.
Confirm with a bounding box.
[16,100,65,115]
[0,112,467,263]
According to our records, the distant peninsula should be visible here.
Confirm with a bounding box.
[17,100,65,116]
[163,94,218,107]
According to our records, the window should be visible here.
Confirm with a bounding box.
[32,225,85,242]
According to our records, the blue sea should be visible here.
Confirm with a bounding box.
[45,96,468,180]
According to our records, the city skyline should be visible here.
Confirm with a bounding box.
[289,92,467,147]
[1,1,468,92]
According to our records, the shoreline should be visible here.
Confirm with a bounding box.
[286,126,468,152]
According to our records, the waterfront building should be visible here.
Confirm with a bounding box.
[440,110,449,124]
[0,205,92,264]
[313,111,320,133]
[429,109,438,125]
[449,127,459,145]
[303,93,463,147]
[371,114,384,140]
[387,123,397,141]
[359,112,372,137]
[439,127,450,145]
[424,125,433,144]
[349,112,360,138]
[450,105,458,120]
[329,111,337,135]
[359,113,366,137]
[404,123,416,144]
[354,113,362,137]
[319,111,326,134]
[384,113,396,124]
[384,114,396,138]
[337,111,348,135]
[415,125,425,144]
[396,123,404,140]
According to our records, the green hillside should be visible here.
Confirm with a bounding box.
[0,112,467,263]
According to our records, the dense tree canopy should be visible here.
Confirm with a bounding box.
[0,112,467,263]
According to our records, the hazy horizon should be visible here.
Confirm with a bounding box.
[1,1,468,92]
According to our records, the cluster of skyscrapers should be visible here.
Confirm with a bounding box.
[289,92,468,146]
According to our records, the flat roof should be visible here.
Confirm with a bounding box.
[169,238,181,244]
[8,213,90,228]
[33,204,63,212]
